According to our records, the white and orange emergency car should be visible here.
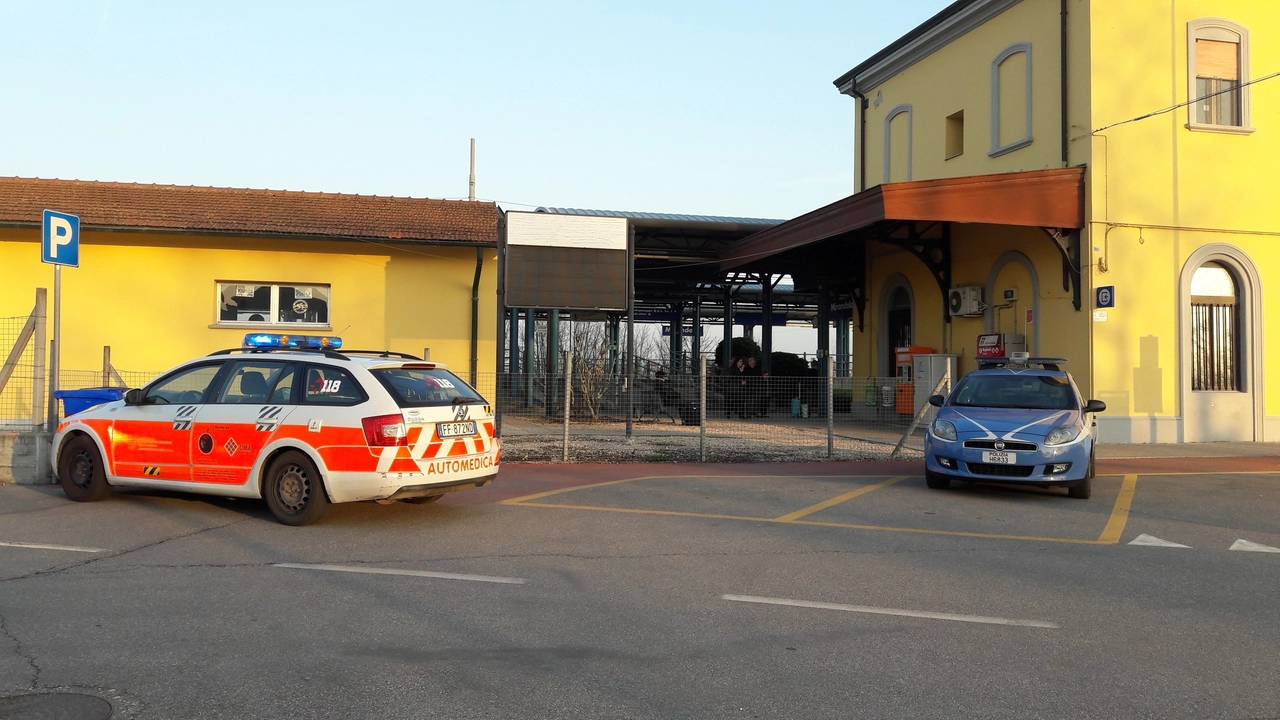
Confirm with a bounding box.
[51,334,500,525]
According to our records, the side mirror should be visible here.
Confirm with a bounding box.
[928,394,945,408]
[1084,399,1106,414]
[124,388,145,406]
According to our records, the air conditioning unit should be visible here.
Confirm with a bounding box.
[947,286,984,317]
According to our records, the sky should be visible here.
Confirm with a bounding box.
[0,0,955,219]
[0,0,954,354]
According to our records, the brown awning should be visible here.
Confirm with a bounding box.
[721,166,1084,269]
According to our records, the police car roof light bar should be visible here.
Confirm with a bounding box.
[974,356,1068,370]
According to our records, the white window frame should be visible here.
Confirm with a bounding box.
[211,281,333,330]
[1187,18,1253,134]
[883,104,913,183]
[989,42,1033,157]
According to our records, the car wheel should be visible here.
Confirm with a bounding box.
[263,451,330,526]
[1067,476,1092,499]
[400,495,442,504]
[58,435,112,502]
[925,471,951,490]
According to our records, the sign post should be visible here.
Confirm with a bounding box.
[41,209,80,430]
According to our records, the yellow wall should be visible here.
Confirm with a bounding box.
[859,0,1093,188]
[853,225,1084,384]
[1087,0,1280,431]
[0,228,498,379]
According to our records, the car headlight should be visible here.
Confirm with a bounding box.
[1044,425,1080,446]
[930,419,957,442]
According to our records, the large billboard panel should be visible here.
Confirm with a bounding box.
[504,212,628,310]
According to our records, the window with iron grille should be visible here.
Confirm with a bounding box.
[1190,263,1239,392]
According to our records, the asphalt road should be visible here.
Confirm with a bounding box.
[1,462,1278,719]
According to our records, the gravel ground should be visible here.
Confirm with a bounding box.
[499,417,923,463]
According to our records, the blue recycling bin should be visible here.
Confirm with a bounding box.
[55,388,125,416]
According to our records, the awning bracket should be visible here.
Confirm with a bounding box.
[1040,227,1082,311]
[876,221,953,324]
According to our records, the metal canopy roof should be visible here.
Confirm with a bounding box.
[530,207,812,322]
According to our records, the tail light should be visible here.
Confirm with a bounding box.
[362,414,408,447]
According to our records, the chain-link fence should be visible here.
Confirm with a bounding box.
[0,314,42,430]
[486,357,945,463]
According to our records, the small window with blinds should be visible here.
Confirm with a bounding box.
[1188,20,1251,131]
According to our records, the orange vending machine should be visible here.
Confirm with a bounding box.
[894,346,933,413]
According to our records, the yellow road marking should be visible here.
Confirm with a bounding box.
[789,518,1105,544]
[500,475,662,505]
[509,499,1107,544]
[500,474,891,506]
[1096,473,1139,544]
[774,476,907,522]
[509,502,766,523]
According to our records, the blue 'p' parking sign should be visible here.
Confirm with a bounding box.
[1096,285,1115,308]
[41,209,80,267]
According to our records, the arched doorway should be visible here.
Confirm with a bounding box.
[1180,246,1263,442]
[878,276,914,377]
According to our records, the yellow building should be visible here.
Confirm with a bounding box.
[724,0,1277,443]
[0,177,501,390]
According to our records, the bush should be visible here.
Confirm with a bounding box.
[768,351,809,377]
[713,336,762,363]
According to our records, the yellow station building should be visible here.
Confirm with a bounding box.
[724,0,1277,443]
[0,178,501,386]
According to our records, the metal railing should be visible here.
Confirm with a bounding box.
[485,356,940,463]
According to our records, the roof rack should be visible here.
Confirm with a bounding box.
[207,347,349,361]
[340,350,423,360]
[975,356,1067,371]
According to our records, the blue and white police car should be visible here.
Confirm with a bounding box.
[923,353,1106,499]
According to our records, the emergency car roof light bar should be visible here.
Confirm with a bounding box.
[243,333,343,350]
[975,356,1068,370]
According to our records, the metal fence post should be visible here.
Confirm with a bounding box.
[562,351,572,463]
[826,355,834,458]
[32,289,47,430]
[699,355,707,462]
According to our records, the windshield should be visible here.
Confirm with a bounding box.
[949,375,1077,410]
[371,367,484,408]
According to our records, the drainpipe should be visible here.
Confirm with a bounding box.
[1060,0,1069,165]
[470,246,483,386]
[850,84,869,192]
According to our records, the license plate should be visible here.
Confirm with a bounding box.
[981,451,1015,465]
[437,421,477,438]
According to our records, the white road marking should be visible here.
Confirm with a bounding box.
[274,563,526,584]
[1230,539,1280,554]
[0,541,106,553]
[722,594,1058,629]
[1128,534,1191,548]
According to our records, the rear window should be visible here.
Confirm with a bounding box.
[949,375,1078,410]
[371,367,483,407]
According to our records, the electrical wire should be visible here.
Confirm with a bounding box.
[1093,69,1280,134]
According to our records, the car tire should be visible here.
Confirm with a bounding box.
[58,435,112,502]
[263,451,330,526]
[925,471,951,490]
[400,495,442,504]
[1067,476,1092,499]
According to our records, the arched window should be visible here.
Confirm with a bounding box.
[990,43,1033,157]
[883,104,913,182]
[1188,18,1252,131]
[1190,262,1239,391]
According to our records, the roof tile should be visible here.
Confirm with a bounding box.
[0,177,499,244]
